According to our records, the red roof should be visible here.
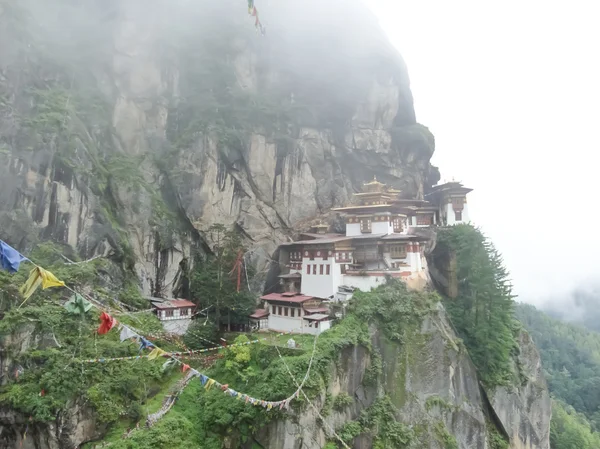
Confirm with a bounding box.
[249,309,270,319]
[260,293,316,304]
[153,299,196,309]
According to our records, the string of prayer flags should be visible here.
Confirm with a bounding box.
[0,240,26,273]
[119,325,138,342]
[19,266,65,304]
[248,3,265,35]
[98,312,117,335]
[64,293,93,315]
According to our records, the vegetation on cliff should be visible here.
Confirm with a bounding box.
[516,302,600,447]
[431,224,521,387]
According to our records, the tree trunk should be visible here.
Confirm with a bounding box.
[227,309,231,332]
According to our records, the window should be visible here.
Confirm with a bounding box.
[341,264,347,274]
[455,210,462,221]
[393,218,403,233]
[165,309,174,317]
[284,307,289,317]
[306,264,310,275]
[390,245,407,259]
[326,265,330,275]
[278,306,283,315]
[309,251,315,260]
[180,308,189,316]
[417,214,432,226]
[290,308,295,318]
[360,218,372,233]
[313,264,317,274]
[320,265,324,275]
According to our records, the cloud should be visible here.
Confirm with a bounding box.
[366,0,600,305]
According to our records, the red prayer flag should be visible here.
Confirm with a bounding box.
[98,312,117,335]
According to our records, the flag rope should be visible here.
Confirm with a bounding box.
[0,239,320,414]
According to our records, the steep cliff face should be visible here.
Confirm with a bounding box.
[257,304,551,449]
[0,0,439,295]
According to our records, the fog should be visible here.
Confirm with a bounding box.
[4,0,598,310]
[368,0,600,307]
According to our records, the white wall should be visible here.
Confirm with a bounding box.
[444,202,469,225]
[372,221,393,234]
[342,274,385,291]
[302,319,330,335]
[346,223,362,236]
[268,314,304,333]
[161,319,192,335]
[301,257,336,298]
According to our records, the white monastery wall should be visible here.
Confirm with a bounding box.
[301,256,337,298]
[346,223,362,236]
[371,220,392,234]
[342,274,385,291]
[161,319,192,335]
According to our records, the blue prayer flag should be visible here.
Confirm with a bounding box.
[0,240,26,273]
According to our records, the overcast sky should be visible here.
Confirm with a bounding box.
[366,0,600,305]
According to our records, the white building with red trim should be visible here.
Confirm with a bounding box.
[151,299,196,335]
[259,292,332,335]
[275,178,472,299]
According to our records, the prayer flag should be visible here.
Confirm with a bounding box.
[0,240,26,273]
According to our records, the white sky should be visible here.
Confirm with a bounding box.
[367,0,600,305]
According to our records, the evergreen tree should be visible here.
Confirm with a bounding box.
[433,224,519,387]
[190,224,256,332]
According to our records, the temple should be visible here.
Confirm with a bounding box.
[255,177,472,333]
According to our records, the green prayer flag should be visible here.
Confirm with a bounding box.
[64,293,92,315]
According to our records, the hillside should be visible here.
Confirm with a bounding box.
[0,1,555,448]
[516,303,600,448]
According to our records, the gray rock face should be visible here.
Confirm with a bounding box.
[255,304,551,449]
[0,0,438,296]
[490,331,552,449]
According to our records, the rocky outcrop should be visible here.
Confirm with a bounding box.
[490,331,552,449]
[254,304,551,449]
[0,400,105,449]
[0,0,439,296]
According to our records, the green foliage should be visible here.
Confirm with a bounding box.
[433,422,458,449]
[0,303,166,423]
[550,400,600,449]
[190,224,257,330]
[338,421,362,444]
[517,303,600,431]
[224,335,256,382]
[359,396,413,448]
[183,320,219,350]
[486,420,509,449]
[333,392,354,411]
[425,396,454,412]
[348,279,438,343]
[363,349,382,386]
[432,224,520,387]
[118,280,148,309]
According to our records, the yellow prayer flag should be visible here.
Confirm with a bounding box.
[20,266,65,304]
[20,267,43,300]
[40,268,65,289]
[147,348,166,361]
[205,379,215,390]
